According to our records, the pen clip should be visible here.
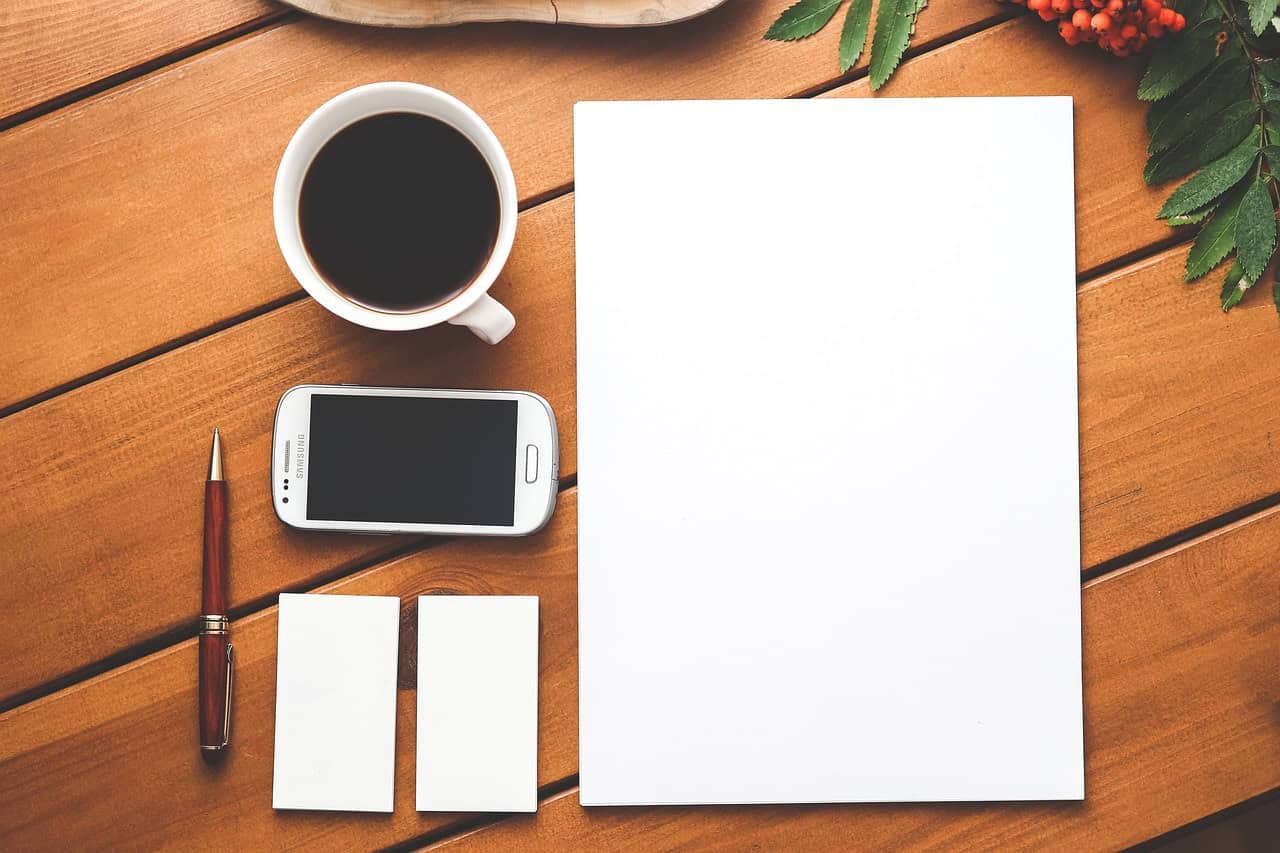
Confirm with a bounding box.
[221,643,234,749]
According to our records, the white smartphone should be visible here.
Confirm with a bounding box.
[272,384,558,536]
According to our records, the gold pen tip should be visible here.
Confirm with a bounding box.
[209,428,224,481]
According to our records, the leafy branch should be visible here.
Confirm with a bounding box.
[765,0,930,88]
[1142,0,1280,312]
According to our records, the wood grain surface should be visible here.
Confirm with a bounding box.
[4,494,1277,851]
[0,0,1003,411]
[427,508,1280,852]
[0,491,578,852]
[0,0,281,122]
[282,0,727,27]
[0,194,577,707]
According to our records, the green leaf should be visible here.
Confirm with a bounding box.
[838,0,873,72]
[1157,130,1259,218]
[1185,186,1247,280]
[1138,20,1222,102]
[868,0,928,90]
[1220,259,1249,311]
[1168,204,1218,226]
[1260,73,1280,104]
[1144,100,1257,185]
[765,0,843,41]
[1274,270,1280,316]
[1263,145,1280,173]
[1236,177,1278,281]
[1249,0,1280,35]
[1147,59,1250,154]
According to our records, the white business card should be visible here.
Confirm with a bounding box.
[416,595,539,812]
[272,593,400,812]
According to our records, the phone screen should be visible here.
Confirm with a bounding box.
[305,394,519,526]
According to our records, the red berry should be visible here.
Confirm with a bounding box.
[1158,7,1175,24]
[1038,6,1058,19]
[1106,0,1124,12]
[1141,0,1161,14]
[1052,0,1072,13]
[1120,23,1139,38]
[1146,19,1164,35]
[1072,8,1093,26]
[1092,11,1112,30]
[1170,11,1185,30]
[1027,0,1047,9]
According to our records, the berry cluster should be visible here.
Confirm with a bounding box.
[998,0,1186,55]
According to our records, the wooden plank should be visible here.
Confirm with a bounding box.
[0,0,280,122]
[1076,250,1280,564]
[5,495,1280,851]
[0,193,577,707]
[0,0,1004,411]
[428,508,1280,852]
[0,491,578,851]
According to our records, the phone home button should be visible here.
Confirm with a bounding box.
[524,444,538,483]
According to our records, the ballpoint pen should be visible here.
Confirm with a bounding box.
[199,427,234,758]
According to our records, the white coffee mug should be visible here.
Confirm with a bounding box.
[273,82,517,344]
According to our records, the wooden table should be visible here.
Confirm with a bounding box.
[2,1,1278,849]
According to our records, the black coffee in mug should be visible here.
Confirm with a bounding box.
[298,112,500,313]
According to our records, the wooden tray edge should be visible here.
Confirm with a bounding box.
[279,0,730,28]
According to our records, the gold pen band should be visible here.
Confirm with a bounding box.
[200,614,229,635]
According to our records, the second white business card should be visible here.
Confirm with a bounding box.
[416,595,539,812]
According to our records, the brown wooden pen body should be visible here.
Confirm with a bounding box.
[199,480,230,751]
[199,632,230,750]
[202,480,228,614]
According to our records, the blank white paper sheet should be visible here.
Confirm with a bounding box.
[272,593,400,812]
[575,98,1083,805]
[416,595,539,812]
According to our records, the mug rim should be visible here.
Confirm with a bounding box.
[273,82,518,332]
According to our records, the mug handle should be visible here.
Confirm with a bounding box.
[448,293,516,345]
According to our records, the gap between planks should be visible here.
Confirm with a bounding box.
[0,182,574,422]
[0,11,296,133]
